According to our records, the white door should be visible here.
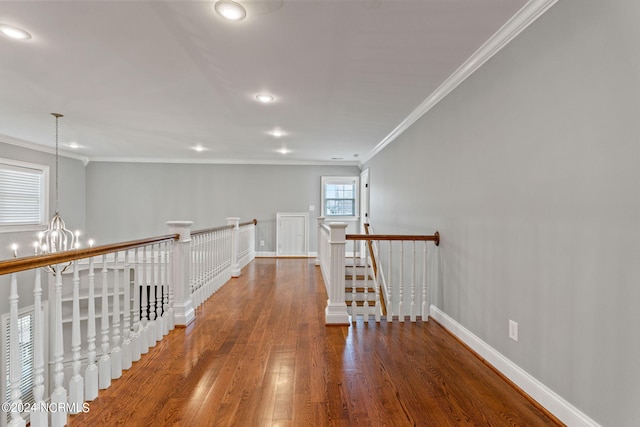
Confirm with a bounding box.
[277,213,309,256]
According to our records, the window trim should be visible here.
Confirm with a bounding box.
[0,157,49,233]
[321,176,360,220]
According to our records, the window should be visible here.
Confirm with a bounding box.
[0,158,48,233]
[321,176,359,218]
[2,309,36,425]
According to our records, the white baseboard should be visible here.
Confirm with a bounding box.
[255,251,276,257]
[429,305,600,427]
[255,251,317,258]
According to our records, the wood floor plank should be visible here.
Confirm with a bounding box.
[69,258,562,426]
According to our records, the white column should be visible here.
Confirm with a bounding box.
[85,256,98,400]
[316,216,325,266]
[122,249,133,369]
[98,255,111,389]
[325,223,351,325]
[111,252,123,378]
[227,217,241,277]
[167,220,195,326]
[31,269,47,427]
[51,267,68,427]
[69,261,84,413]
[8,273,26,427]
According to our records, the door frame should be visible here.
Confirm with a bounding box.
[359,168,370,256]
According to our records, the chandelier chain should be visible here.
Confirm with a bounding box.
[54,113,59,213]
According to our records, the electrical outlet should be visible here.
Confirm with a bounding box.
[509,320,518,342]
[260,240,265,247]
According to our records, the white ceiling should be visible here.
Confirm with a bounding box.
[0,0,530,165]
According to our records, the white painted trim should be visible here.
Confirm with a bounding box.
[362,0,560,164]
[255,251,277,257]
[88,157,361,166]
[0,133,89,163]
[429,305,601,427]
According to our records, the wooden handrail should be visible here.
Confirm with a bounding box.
[0,233,180,276]
[191,224,234,236]
[347,231,440,246]
[191,219,256,237]
[239,219,258,227]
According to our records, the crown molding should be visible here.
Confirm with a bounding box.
[362,0,559,165]
[89,156,361,167]
[0,133,89,163]
[0,134,360,167]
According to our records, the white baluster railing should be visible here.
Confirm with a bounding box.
[0,216,256,426]
[319,221,440,325]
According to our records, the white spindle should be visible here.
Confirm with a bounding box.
[351,246,357,320]
[162,242,170,335]
[167,241,175,331]
[363,245,370,323]
[99,255,111,389]
[69,260,84,413]
[155,244,164,343]
[140,246,149,355]
[398,241,404,323]
[148,245,157,348]
[112,252,122,379]
[204,233,211,298]
[410,241,417,322]
[31,269,46,427]
[51,267,68,427]
[122,249,132,369]
[8,273,26,427]
[422,241,429,320]
[85,256,98,400]
[374,245,381,323]
[387,241,393,320]
[131,248,141,361]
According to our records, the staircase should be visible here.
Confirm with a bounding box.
[344,256,386,319]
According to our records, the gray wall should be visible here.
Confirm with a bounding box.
[363,1,639,425]
[85,162,360,253]
[0,141,86,314]
[0,141,86,259]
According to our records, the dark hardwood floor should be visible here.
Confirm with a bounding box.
[68,258,561,426]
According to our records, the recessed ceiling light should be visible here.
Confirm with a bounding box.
[0,24,31,40]
[269,129,285,138]
[277,148,290,155]
[65,142,81,149]
[214,1,247,21]
[192,145,206,152]
[256,94,274,103]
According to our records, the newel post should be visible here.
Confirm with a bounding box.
[227,217,241,277]
[325,222,351,325]
[166,221,195,327]
[316,216,325,266]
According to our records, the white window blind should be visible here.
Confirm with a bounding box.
[0,159,48,230]
[2,310,35,425]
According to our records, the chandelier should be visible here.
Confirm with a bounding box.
[35,113,80,273]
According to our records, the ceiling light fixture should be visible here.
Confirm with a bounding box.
[277,148,290,155]
[256,94,274,103]
[214,0,247,21]
[36,113,84,273]
[269,129,285,138]
[192,145,206,152]
[0,23,31,40]
[66,142,80,149]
